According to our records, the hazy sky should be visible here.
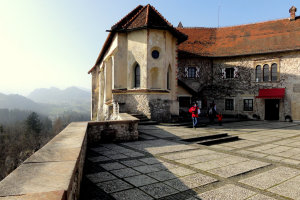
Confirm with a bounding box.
[1,0,299,95]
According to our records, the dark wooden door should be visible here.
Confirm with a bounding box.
[265,99,279,120]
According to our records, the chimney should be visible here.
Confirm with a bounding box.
[177,22,183,28]
[289,6,297,21]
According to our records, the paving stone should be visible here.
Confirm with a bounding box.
[176,173,217,189]
[110,168,141,178]
[149,162,178,170]
[247,194,277,200]
[236,150,253,155]
[185,197,201,200]
[139,157,162,164]
[120,160,146,167]
[281,159,300,165]
[265,155,284,162]
[289,153,300,160]
[177,153,229,165]
[90,147,109,153]
[88,156,111,162]
[111,188,153,200]
[208,160,270,178]
[100,162,127,171]
[147,170,177,181]
[161,149,215,160]
[263,146,292,154]
[197,184,256,200]
[192,156,248,171]
[123,151,145,157]
[168,167,196,177]
[107,154,128,160]
[240,166,300,189]
[99,150,119,156]
[139,134,156,140]
[139,183,178,198]
[86,172,117,183]
[133,165,161,174]
[249,152,267,158]
[97,179,133,193]
[163,178,191,191]
[268,175,300,199]
[124,175,158,187]
[275,148,300,157]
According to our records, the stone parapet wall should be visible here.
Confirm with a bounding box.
[87,113,139,144]
[113,93,175,122]
[0,115,139,200]
[0,122,88,200]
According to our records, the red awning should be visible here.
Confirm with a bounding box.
[256,88,285,99]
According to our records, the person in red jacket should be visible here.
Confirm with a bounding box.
[189,103,200,129]
[216,112,223,126]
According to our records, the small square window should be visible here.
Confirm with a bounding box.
[188,67,196,78]
[225,99,234,110]
[244,99,253,111]
[225,68,234,79]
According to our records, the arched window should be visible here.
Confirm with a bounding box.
[167,66,171,90]
[134,64,140,88]
[255,65,261,82]
[271,63,277,82]
[263,64,269,82]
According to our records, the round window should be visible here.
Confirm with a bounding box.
[152,50,159,59]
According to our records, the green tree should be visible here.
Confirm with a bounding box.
[53,117,63,134]
[25,112,42,134]
[0,125,3,133]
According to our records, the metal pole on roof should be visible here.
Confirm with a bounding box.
[218,5,221,28]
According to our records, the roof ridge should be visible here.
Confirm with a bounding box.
[122,5,147,29]
[217,17,290,29]
[178,27,217,29]
[178,17,299,30]
[148,4,174,28]
[111,5,143,30]
[145,4,150,26]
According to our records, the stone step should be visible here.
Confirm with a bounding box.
[138,120,158,125]
[197,135,239,146]
[130,114,150,122]
[182,133,229,142]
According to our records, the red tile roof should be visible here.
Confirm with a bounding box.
[178,17,300,57]
[89,4,187,73]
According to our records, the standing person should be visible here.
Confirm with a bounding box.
[189,103,200,129]
[216,112,223,126]
[207,103,214,124]
[212,100,217,113]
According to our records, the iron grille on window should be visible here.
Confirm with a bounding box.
[225,99,234,110]
[243,99,253,111]
[188,67,196,78]
[225,68,234,79]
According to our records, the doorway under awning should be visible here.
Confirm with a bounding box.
[256,88,285,99]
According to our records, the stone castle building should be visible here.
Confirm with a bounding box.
[89,5,300,122]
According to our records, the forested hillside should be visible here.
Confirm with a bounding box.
[0,109,88,181]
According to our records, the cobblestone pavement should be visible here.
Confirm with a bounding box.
[80,121,300,200]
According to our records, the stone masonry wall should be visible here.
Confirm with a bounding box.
[113,93,173,122]
[178,57,212,92]
[179,51,300,120]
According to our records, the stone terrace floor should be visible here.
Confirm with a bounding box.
[80,121,300,200]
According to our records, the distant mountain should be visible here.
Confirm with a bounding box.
[28,87,90,105]
[0,93,47,114]
[0,87,91,119]
[27,87,91,117]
